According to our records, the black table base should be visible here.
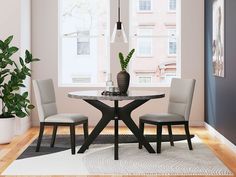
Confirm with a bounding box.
[78,99,155,160]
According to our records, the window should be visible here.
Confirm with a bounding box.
[168,29,177,55]
[59,0,179,87]
[137,28,153,57]
[129,0,179,86]
[77,31,90,55]
[59,0,109,86]
[138,76,152,83]
[169,0,176,12]
[138,0,152,12]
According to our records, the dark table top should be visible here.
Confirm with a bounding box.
[68,90,165,101]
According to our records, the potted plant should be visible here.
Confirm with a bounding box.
[117,49,135,94]
[0,36,39,144]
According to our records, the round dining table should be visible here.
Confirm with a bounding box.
[68,90,165,160]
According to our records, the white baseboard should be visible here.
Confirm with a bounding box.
[205,123,236,153]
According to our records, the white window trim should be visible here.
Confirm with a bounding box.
[137,0,153,13]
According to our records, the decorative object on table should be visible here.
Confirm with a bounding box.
[105,73,114,92]
[111,0,128,43]
[117,49,135,94]
[0,36,39,144]
[101,90,124,96]
[212,0,224,77]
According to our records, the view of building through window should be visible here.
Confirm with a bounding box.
[129,0,178,85]
[60,0,109,86]
[59,0,178,86]
[169,0,177,12]
[138,0,152,12]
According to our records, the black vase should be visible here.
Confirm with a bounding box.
[117,70,130,94]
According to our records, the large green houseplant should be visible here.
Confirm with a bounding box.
[0,36,39,144]
[117,49,135,94]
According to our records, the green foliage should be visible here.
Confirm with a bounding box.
[119,49,135,71]
[0,36,39,118]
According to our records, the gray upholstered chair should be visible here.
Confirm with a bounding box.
[33,79,88,155]
[139,78,196,153]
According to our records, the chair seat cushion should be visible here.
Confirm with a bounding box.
[140,113,185,123]
[45,114,88,123]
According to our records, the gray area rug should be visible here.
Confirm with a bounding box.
[3,136,233,176]
[18,134,194,159]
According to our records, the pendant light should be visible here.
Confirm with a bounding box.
[111,0,128,43]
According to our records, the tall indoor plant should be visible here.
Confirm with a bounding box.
[0,36,39,144]
[117,49,135,94]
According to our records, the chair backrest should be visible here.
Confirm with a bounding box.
[33,79,58,122]
[168,78,196,120]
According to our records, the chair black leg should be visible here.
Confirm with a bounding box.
[156,124,162,153]
[138,121,144,149]
[36,122,45,152]
[83,121,88,140]
[167,125,174,146]
[83,121,89,149]
[184,122,193,150]
[50,125,58,148]
[70,124,76,155]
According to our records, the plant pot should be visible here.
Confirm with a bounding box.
[0,116,15,144]
[117,70,130,94]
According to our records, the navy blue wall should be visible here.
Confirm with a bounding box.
[205,0,236,145]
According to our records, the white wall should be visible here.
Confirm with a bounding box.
[0,0,32,134]
[31,0,204,126]
[0,0,21,49]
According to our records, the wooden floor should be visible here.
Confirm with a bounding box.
[0,126,235,177]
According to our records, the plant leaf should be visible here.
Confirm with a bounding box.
[4,36,13,45]
[28,104,35,109]
[19,57,24,66]
[16,111,27,118]
[22,92,28,98]
[8,47,19,54]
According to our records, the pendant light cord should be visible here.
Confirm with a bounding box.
[118,0,120,22]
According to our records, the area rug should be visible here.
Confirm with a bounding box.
[2,135,233,176]
[17,134,193,159]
